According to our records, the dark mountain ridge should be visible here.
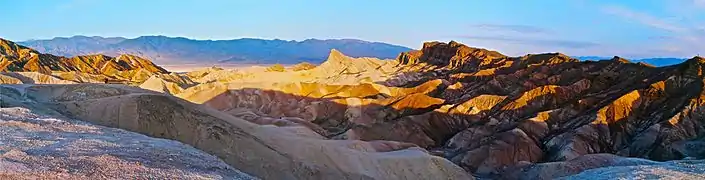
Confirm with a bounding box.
[575,56,686,66]
[19,36,412,64]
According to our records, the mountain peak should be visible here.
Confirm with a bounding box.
[400,41,506,68]
[0,38,16,47]
[610,56,632,63]
[676,56,705,78]
[329,49,344,56]
[325,49,352,64]
[69,35,91,39]
[48,35,115,41]
[514,52,578,67]
[681,56,705,67]
[691,56,705,63]
[0,38,39,58]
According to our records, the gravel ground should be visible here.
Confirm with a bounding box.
[0,107,257,180]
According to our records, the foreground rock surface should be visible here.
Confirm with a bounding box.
[562,160,705,180]
[0,106,254,179]
[503,153,705,179]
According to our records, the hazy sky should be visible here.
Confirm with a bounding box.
[2,0,705,58]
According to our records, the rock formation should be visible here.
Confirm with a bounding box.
[0,38,168,84]
[150,41,705,179]
[394,42,705,178]
[391,42,705,177]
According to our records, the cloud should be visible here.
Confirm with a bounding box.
[647,35,675,40]
[461,35,599,48]
[597,3,705,57]
[464,23,604,52]
[601,5,687,32]
[470,24,549,34]
[694,0,705,8]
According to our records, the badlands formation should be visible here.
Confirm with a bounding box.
[2,38,705,179]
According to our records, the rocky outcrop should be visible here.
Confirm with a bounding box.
[398,41,507,70]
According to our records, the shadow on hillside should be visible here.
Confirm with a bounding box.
[200,87,477,148]
[2,73,39,84]
[192,59,705,176]
[201,86,698,151]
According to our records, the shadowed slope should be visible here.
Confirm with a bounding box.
[161,41,705,179]
[1,84,472,180]
[392,41,705,177]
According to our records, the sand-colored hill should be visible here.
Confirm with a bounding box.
[0,74,23,84]
[0,38,168,84]
[138,73,197,94]
[176,49,407,85]
[1,72,76,84]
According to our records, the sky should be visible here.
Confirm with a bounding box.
[2,0,705,58]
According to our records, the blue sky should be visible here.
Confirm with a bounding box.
[2,0,705,58]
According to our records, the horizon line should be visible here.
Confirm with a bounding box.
[16,35,414,48]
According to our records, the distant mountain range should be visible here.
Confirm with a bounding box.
[574,56,686,67]
[18,36,412,64]
[15,36,690,67]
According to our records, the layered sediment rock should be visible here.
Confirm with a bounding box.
[163,41,705,178]
[394,42,705,177]
[0,38,168,84]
